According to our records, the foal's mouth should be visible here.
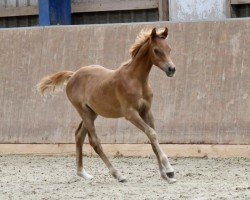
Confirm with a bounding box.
[165,70,175,77]
[165,66,176,77]
[166,73,174,77]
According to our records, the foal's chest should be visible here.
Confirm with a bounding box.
[138,97,151,110]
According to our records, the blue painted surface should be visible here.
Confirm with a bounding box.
[61,0,71,25]
[38,0,71,26]
[39,0,50,26]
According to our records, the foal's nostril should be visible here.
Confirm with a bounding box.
[168,67,175,73]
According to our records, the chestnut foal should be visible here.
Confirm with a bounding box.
[37,27,176,183]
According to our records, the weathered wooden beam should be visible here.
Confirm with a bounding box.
[0,0,159,18]
[226,0,232,18]
[158,0,169,21]
[230,0,250,4]
[71,0,158,13]
[0,144,249,158]
[0,6,37,17]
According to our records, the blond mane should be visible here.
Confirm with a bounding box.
[129,29,151,58]
[129,28,165,58]
[120,28,165,67]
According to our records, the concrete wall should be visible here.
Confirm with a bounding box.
[0,19,250,144]
[169,0,228,21]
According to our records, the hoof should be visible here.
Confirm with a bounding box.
[161,171,177,184]
[166,172,175,179]
[77,170,93,180]
[111,169,126,182]
[118,176,127,183]
[168,178,177,184]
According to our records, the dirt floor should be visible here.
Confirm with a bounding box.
[0,155,249,200]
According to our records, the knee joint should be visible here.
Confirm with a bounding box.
[89,137,101,150]
[146,129,157,141]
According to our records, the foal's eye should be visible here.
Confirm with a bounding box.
[154,48,164,57]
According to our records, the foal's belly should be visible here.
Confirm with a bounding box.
[87,92,122,118]
[89,103,123,118]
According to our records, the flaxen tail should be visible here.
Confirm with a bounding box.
[37,71,75,96]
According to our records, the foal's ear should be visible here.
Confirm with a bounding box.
[161,27,168,39]
[151,28,157,38]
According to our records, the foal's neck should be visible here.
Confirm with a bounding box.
[124,43,152,82]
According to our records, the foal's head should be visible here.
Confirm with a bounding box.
[149,27,176,77]
[130,27,176,77]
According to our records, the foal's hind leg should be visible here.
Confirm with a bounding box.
[80,105,126,182]
[88,131,126,182]
[75,121,93,180]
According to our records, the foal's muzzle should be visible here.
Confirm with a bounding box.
[165,65,176,77]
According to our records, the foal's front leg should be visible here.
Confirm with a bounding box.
[126,109,176,183]
[141,109,176,181]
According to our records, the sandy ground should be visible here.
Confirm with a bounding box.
[0,155,249,200]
